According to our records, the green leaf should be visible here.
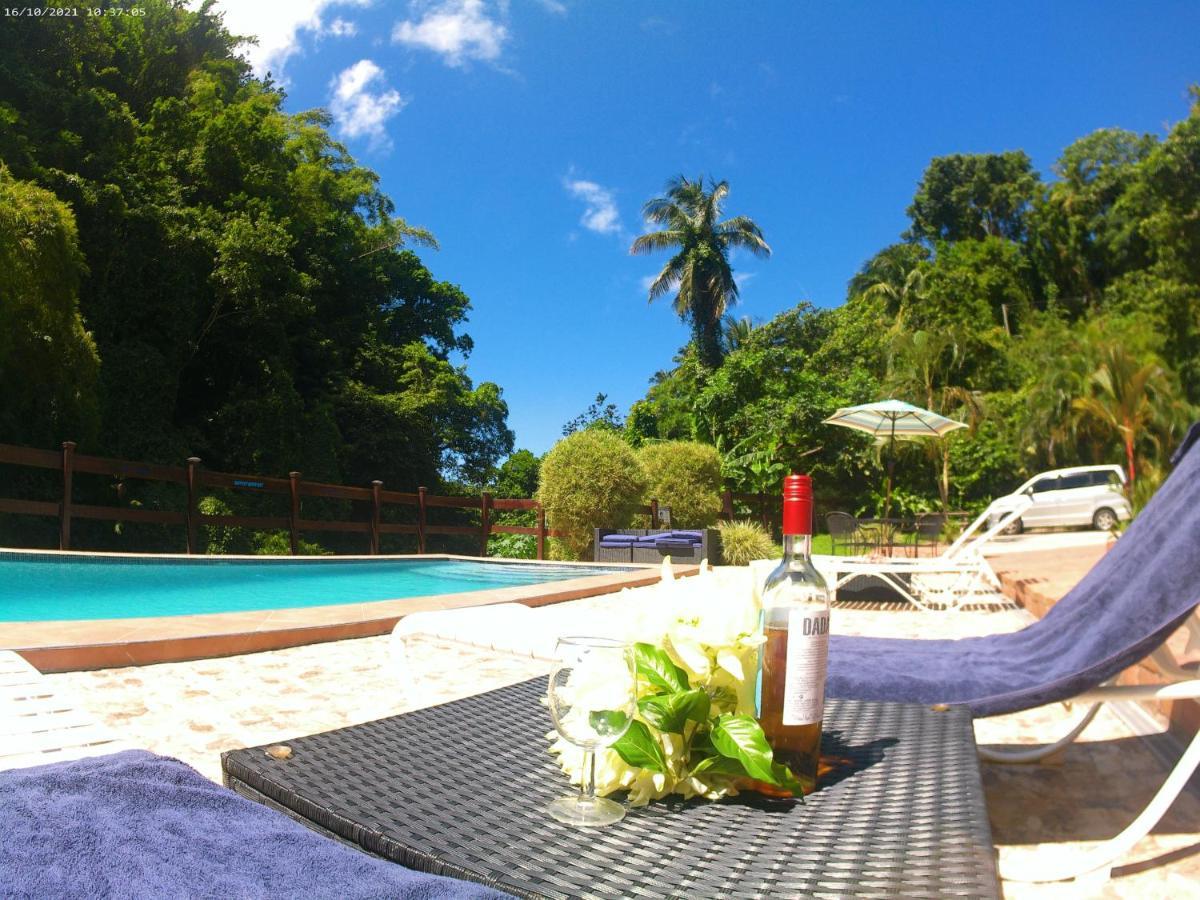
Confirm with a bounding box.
[611,720,667,773]
[637,689,710,734]
[588,709,630,739]
[690,754,747,778]
[709,714,783,784]
[633,642,690,693]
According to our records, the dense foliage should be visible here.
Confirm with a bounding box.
[629,91,1200,515]
[636,441,723,527]
[715,520,775,566]
[537,430,647,559]
[0,2,512,550]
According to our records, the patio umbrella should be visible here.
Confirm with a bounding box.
[822,399,966,519]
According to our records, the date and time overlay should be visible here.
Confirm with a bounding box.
[4,5,147,16]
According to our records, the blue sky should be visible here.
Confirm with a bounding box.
[212,1,1200,455]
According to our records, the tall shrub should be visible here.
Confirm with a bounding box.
[637,441,723,527]
[537,430,647,559]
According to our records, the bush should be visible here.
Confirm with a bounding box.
[717,520,776,566]
[636,440,723,527]
[537,430,648,558]
[487,532,536,559]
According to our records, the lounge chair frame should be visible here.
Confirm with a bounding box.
[988,611,1200,884]
[817,497,1032,611]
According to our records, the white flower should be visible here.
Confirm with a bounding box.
[547,564,766,805]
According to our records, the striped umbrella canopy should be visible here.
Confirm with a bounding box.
[823,400,967,520]
[822,399,967,440]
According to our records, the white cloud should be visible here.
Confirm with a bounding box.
[564,179,622,235]
[328,17,358,37]
[734,272,756,288]
[536,0,567,13]
[207,0,370,78]
[391,0,508,67]
[329,60,406,149]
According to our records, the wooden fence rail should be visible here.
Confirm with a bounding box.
[0,441,779,558]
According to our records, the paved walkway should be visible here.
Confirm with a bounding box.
[40,561,1200,898]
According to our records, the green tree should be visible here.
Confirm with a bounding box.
[631,176,770,369]
[537,430,647,559]
[905,152,1041,244]
[493,449,540,498]
[847,242,930,325]
[885,330,984,515]
[1072,344,1181,486]
[562,392,623,437]
[636,441,723,527]
[0,167,99,446]
[0,2,511,537]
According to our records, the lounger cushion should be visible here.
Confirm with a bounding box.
[0,750,510,899]
[828,425,1200,717]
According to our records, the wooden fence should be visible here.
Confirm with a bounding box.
[0,442,780,559]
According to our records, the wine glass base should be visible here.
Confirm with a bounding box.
[547,794,626,828]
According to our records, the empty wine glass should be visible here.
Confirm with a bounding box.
[546,636,636,827]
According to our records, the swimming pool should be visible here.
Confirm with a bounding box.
[0,554,637,622]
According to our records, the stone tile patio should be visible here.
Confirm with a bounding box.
[44,573,1199,898]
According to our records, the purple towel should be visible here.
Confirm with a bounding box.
[598,540,632,549]
[827,422,1200,717]
[0,750,511,900]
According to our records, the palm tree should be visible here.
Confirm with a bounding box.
[848,243,929,326]
[885,329,984,515]
[722,314,756,353]
[1072,345,1174,487]
[631,177,770,369]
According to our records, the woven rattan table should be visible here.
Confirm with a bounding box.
[222,680,1000,898]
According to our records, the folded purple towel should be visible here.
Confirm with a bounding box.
[598,534,637,543]
[0,750,510,900]
[598,540,632,549]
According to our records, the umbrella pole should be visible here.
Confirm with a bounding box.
[883,420,896,522]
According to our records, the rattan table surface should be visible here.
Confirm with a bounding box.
[222,680,999,899]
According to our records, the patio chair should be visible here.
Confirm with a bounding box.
[825,511,873,556]
[826,423,1200,883]
[912,511,946,557]
[814,497,1033,611]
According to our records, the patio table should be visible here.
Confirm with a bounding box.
[222,679,1000,898]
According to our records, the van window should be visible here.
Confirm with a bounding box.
[1030,477,1059,493]
[1059,473,1092,490]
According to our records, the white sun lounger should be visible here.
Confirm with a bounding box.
[814,496,1033,611]
[0,651,129,771]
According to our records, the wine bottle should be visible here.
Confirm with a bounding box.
[758,473,831,795]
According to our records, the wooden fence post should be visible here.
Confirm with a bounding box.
[185,457,201,554]
[649,498,659,529]
[417,486,427,554]
[479,491,492,557]
[288,471,301,555]
[721,489,734,521]
[536,503,546,561]
[370,480,382,555]
[59,441,76,551]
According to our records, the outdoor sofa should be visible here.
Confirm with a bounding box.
[594,528,721,565]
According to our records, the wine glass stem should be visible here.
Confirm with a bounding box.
[580,750,595,802]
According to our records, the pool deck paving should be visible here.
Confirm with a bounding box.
[39,557,1200,899]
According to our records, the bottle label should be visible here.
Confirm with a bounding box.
[783,609,830,726]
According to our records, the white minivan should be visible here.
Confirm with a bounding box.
[988,464,1132,533]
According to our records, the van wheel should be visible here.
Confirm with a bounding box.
[1093,508,1117,531]
[1002,518,1023,535]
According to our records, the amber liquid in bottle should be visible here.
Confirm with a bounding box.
[755,474,830,797]
[759,624,823,790]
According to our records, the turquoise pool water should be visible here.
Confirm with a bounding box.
[0,555,634,622]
